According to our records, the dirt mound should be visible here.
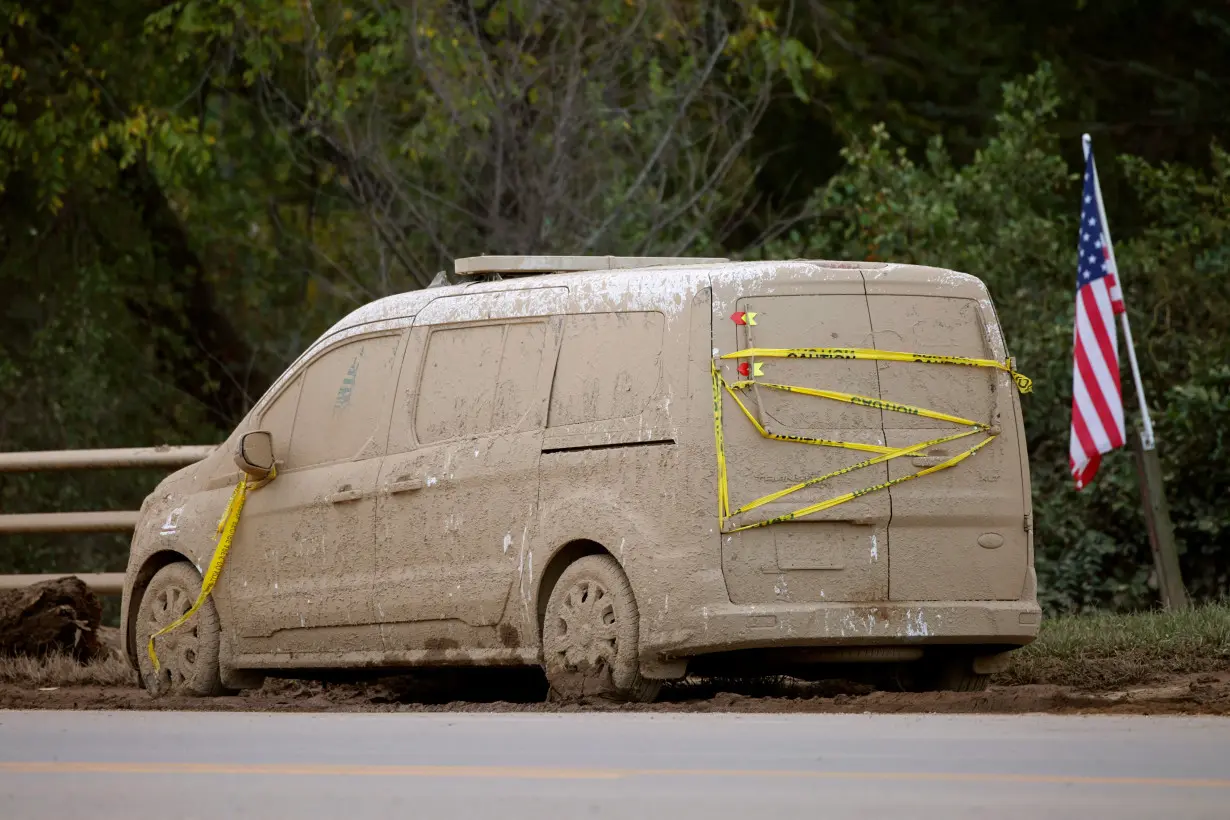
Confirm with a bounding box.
[0,577,106,661]
[4,670,1230,716]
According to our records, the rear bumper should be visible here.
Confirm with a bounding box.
[645,599,1041,659]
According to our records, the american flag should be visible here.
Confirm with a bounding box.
[1069,142,1126,490]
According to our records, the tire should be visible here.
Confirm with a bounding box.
[134,562,225,697]
[933,662,991,692]
[903,652,991,693]
[541,554,661,703]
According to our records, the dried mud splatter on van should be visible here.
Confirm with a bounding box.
[119,257,1043,704]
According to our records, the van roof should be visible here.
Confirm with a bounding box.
[453,255,730,275]
[310,258,989,362]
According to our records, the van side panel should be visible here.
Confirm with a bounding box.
[530,279,725,661]
[374,314,561,650]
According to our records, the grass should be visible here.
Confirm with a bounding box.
[998,603,1230,690]
[0,652,136,688]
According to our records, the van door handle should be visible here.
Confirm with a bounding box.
[911,455,950,468]
[327,485,362,504]
[387,477,424,495]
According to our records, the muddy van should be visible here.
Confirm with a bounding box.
[120,255,1040,700]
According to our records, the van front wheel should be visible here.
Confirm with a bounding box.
[541,555,660,703]
[135,562,225,697]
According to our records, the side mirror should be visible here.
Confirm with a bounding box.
[234,430,275,480]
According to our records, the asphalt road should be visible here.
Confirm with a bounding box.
[1,710,1228,819]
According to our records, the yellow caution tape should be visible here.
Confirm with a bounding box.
[711,345,1030,534]
[724,436,996,533]
[727,427,984,519]
[147,466,276,674]
[728,380,991,430]
[721,378,907,455]
[720,347,1033,394]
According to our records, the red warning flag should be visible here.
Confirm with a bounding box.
[737,362,764,377]
[730,311,758,326]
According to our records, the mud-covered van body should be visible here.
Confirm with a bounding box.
[121,256,1039,699]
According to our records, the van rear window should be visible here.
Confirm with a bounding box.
[547,312,664,427]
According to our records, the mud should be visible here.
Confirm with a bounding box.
[0,577,106,662]
[6,670,1230,716]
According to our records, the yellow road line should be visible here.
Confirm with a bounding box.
[0,762,620,780]
[2,761,1228,789]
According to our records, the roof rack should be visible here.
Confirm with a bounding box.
[453,255,728,276]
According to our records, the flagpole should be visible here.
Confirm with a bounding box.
[1082,133,1188,609]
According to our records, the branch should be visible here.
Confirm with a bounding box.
[579,31,730,252]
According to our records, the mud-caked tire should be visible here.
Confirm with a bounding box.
[933,661,991,693]
[134,562,225,697]
[902,652,990,693]
[541,555,661,703]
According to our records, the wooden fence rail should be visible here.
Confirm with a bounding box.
[0,446,216,595]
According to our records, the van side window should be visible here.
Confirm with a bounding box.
[288,334,402,467]
[415,322,548,444]
[547,312,664,427]
[493,323,550,429]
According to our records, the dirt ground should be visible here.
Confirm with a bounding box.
[4,668,1230,716]
[5,622,1228,716]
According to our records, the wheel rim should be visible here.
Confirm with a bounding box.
[144,583,199,687]
[551,578,619,673]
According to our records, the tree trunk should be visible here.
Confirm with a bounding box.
[118,159,273,425]
[0,577,105,661]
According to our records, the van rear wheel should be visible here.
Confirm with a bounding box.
[903,651,991,693]
[541,555,660,703]
[935,667,991,692]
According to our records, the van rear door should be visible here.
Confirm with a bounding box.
[864,268,1029,601]
[712,267,890,604]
